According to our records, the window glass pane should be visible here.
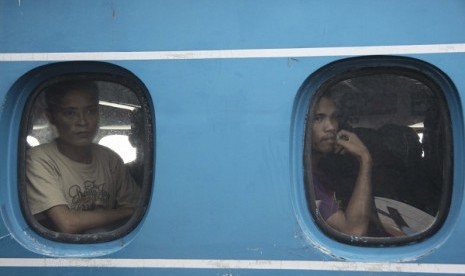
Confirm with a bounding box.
[23,76,151,242]
[305,70,451,242]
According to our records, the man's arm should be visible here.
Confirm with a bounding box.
[326,130,373,236]
[44,205,134,234]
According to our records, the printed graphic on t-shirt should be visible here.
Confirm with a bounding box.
[69,180,110,210]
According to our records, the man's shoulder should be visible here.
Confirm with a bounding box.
[92,144,123,161]
[28,141,58,157]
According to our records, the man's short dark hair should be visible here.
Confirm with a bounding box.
[44,80,99,112]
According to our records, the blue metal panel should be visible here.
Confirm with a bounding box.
[1,1,465,52]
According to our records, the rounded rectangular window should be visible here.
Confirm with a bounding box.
[18,62,153,243]
[303,57,453,245]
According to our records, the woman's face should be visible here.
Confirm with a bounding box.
[47,88,99,148]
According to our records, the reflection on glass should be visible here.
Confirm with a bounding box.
[26,79,145,234]
[306,74,448,238]
[98,135,136,163]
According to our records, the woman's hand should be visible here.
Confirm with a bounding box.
[334,130,371,163]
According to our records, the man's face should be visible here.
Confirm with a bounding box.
[48,89,99,148]
[312,97,339,154]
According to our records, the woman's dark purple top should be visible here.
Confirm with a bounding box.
[314,177,339,220]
